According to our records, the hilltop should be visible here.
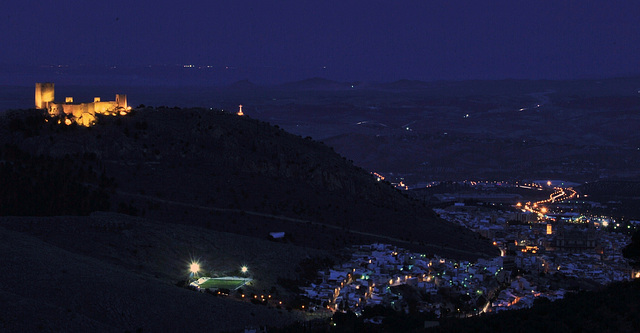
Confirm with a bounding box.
[1,107,497,259]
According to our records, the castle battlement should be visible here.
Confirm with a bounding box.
[35,83,130,127]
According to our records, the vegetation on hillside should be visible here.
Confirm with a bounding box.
[429,280,640,333]
[0,144,111,216]
[623,230,640,268]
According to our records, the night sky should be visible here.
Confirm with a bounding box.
[2,1,639,84]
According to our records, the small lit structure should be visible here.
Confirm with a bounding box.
[269,231,285,239]
[237,104,244,116]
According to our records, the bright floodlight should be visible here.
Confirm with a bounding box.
[190,262,200,274]
[241,266,248,274]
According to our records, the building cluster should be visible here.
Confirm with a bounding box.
[435,204,635,287]
[301,243,534,317]
[299,201,635,317]
[491,276,565,312]
[297,197,635,317]
[35,82,130,127]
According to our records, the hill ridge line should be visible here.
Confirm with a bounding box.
[116,189,490,258]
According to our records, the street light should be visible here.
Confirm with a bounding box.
[241,266,248,274]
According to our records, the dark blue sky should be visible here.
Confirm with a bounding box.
[2,1,639,83]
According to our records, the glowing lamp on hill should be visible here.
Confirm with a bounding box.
[190,262,200,274]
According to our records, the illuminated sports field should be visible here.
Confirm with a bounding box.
[196,277,250,290]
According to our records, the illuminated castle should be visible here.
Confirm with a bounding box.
[35,83,130,126]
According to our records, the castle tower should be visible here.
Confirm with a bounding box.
[237,104,244,116]
[35,83,55,109]
[115,94,127,109]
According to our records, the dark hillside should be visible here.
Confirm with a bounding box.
[429,280,640,333]
[0,108,497,259]
[0,214,309,332]
[577,180,640,219]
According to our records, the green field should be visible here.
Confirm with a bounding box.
[197,277,249,290]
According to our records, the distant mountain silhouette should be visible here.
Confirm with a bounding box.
[225,79,260,91]
[374,79,432,90]
[278,77,355,90]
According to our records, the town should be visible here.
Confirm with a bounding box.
[294,179,638,319]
